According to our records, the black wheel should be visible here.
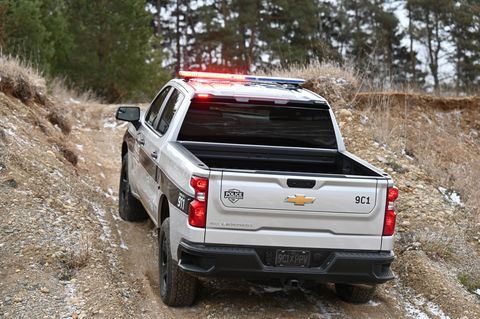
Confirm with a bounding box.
[159,218,198,307]
[119,153,147,221]
[335,283,376,304]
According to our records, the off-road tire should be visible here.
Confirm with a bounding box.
[118,153,147,221]
[335,283,376,304]
[159,218,198,307]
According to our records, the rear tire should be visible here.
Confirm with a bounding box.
[335,283,376,304]
[159,218,198,307]
[118,153,147,221]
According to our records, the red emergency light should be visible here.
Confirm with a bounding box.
[179,70,305,85]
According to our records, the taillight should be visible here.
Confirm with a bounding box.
[188,176,208,228]
[383,186,398,236]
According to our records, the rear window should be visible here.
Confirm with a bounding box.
[178,101,337,149]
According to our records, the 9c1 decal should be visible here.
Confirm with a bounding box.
[355,196,370,205]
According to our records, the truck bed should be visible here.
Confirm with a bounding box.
[179,141,384,177]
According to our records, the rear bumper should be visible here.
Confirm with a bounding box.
[177,240,394,284]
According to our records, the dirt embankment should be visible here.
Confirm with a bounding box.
[1,59,479,318]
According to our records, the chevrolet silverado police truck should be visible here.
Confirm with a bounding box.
[115,71,399,307]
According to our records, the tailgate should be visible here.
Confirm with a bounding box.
[205,171,388,249]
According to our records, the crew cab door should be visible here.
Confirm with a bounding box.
[134,87,172,217]
[137,87,185,222]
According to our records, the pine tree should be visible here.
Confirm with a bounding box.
[39,0,72,76]
[1,0,53,71]
[407,0,453,91]
[449,0,480,93]
[261,0,331,67]
[64,0,168,101]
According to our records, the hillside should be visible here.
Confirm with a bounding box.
[1,58,479,318]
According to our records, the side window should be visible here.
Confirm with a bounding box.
[145,87,170,126]
[156,89,184,134]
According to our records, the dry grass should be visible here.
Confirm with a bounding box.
[49,77,101,105]
[264,61,358,85]
[57,235,91,280]
[56,143,78,166]
[263,62,358,107]
[458,273,480,293]
[59,235,92,271]
[0,53,47,104]
[47,108,72,135]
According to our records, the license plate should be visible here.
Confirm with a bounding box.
[275,250,310,267]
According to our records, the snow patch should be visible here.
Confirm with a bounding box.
[103,120,117,130]
[90,202,114,246]
[438,187,463,206]
[5,128,16,136]
[62,281,79,317]
[105,187,119,202]
[68,98,81,104]
[117,229,128,250]
[360,114,369,125]
[404,295,450,319]
[475,289,480,296]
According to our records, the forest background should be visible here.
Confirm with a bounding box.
[1,0,478,102]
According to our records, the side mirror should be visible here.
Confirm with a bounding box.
[116,106,140,122]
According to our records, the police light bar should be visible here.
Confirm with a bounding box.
[179,71,305,85]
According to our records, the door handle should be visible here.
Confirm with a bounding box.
[137,134,145,145]
[151,151,158,159]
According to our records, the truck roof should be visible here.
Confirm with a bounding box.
[175,71,328,104]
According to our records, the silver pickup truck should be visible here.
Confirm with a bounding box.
[116,71,398,307]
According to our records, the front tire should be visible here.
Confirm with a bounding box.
[159,218,198,307]
[119,153,147,221]
[335,283,376,304]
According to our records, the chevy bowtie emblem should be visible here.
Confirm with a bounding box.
[286,194,315,206]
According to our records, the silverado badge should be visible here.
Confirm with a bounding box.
[286,194,315,206]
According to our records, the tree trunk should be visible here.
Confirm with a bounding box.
[175,0,181,73]
[408,5,416,85]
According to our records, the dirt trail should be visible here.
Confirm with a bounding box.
[68,103,437,319]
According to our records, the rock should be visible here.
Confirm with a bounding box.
[376,156,387,163]
[338,109,353,118]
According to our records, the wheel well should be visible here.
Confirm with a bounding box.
[159,195,170,226]
[121,142,128,159]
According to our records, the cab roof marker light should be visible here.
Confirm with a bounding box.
[179,70,305,85]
